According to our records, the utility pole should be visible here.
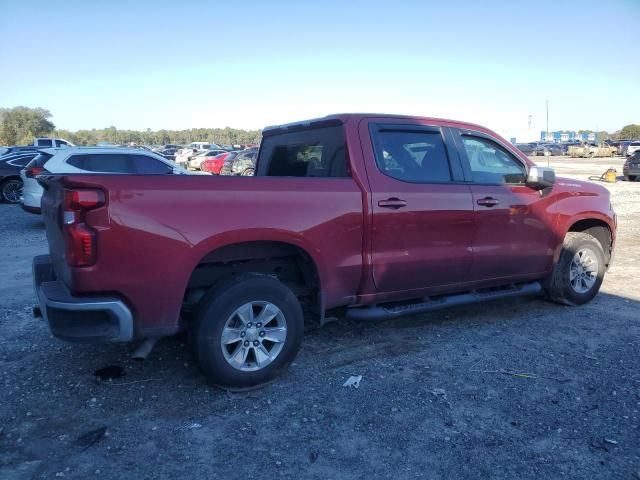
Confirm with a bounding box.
[546,100,550,168]
[546,99,549,142]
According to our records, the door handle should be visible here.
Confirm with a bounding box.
[477,197,499,207]
[378,198,407,209]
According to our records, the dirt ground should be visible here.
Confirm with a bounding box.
[1,156,639,479]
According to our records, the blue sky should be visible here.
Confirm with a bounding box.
[1,0,638,141]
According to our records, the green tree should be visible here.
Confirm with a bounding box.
[0,106,55,145]
[619,124,640,140]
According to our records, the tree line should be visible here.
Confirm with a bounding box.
[1,106,639,147]
[0,106,262,146]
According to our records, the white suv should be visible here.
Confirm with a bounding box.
[20,147,190,213]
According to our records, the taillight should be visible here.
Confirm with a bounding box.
[25,166,47,178]
[63,189,105,267]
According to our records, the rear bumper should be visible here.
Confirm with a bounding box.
[20,180,43,208]
[33,255,134,342]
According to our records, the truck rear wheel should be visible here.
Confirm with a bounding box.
[192,274,304,389]
[545,232,605,305]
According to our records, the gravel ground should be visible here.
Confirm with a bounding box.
[1,157,639,479]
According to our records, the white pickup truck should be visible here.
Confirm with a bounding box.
[32,138,74,148]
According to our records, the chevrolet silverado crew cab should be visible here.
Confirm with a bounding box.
[33,114,616,388]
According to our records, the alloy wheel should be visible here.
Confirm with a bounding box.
[220,301,287,372]
[569,248,598,294]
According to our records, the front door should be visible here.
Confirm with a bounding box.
[362,121,475,294]
[454,132,556,281]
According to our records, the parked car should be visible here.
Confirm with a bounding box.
[0,146,42,157]
[514,143,536,155]
[534,143,563,156]
[174,148,196,168]
[188,149,227,170]
[222,148,258,176]
[0,151,39,203]
[201,152,231,174]
[568,144,616,158]
[618,140,635,156]
[33,113,615,389]
[623,150,640,181]
[625,142,640,157]
[20,147,189,213]
[189,142,220,151]
[155,147,179,161]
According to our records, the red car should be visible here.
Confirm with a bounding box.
[201,152,230,174]
[34,114,616,388]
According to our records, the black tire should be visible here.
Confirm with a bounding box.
[192,274,304,389]
[1,178,22,203]
[241,168,255,176]
[629,175,637,182]
[545,232,605,306]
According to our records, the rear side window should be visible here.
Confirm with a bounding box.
[10,155,36,167]
[371,128,452,183]
[67,154,132,173]
[260,126,348,177]
[37,139,53,147]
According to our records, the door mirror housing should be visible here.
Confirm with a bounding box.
[526,166,556,190]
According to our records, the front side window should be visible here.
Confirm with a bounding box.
[261,126,348,178]
[372,128,451,183]
[461,136,526,184]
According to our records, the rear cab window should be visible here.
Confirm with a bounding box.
[258,122,348,178]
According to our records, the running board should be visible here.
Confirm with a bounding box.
[346,281,543,321]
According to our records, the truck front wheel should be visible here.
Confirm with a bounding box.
[545,232,605,305]
[192,274,304,389]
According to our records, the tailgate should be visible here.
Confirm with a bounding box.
[39,176,71,286]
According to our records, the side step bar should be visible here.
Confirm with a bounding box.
[346,281,543,321]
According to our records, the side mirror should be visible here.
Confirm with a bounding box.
[526,166,556,190]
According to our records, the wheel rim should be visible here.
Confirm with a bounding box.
[569,248,598,294]
[220,301,287,372]
[2,180,22,203]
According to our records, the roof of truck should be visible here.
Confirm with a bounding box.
[262,113,492,136]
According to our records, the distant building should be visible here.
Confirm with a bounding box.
[540,131,596,142]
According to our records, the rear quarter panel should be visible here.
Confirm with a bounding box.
[54,174,364,336]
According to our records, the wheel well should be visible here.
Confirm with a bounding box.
[183,241,321,312]
[1,175,21,184]
[568,219,612,265]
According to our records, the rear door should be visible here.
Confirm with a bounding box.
[451,129,556,281]
[361,120,474,294]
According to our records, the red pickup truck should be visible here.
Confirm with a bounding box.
[34,114,616,388]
